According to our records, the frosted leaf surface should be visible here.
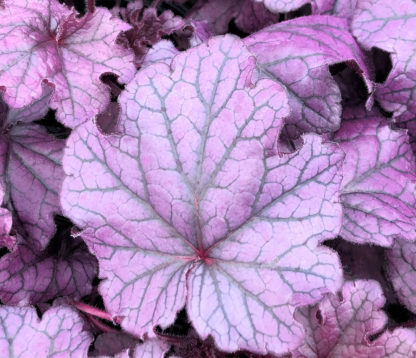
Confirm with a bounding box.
[62,35,344,355]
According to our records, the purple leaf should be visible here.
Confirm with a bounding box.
[0,236,97,305]
[0,0,135,127]
[190,0,279,35]
[0,305,92,357]
[0,123,65,251]
[245,15,373,138]
[334,108,416,246]
[116,1,184,68]
[386,239,416,315]
[91,332,139,357]
[294,280,416,357]
[351,0,416,152]
[61,35,344,355]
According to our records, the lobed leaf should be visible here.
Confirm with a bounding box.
[62,35,344,355]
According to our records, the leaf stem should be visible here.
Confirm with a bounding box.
[72,301,122,324]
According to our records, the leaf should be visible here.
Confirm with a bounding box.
[0,305,92,357]
[334,107,416,246]
[386,239,416,315]
[0,0,135,127]
[245,15,373,138]
[351,0,416,153]
[90,332,139,357]
[293,280,416,358]
[61,35,344,355]
[116,1,184,68]
[0,123,65,251]
[0,235,97,305]
[190,0,279,35]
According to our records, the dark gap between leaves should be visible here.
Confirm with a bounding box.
[35,109,71,139]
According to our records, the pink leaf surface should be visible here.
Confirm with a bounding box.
[293,280,416,358]
[386,239,416,315]
[0,0,135,127]
[351,0,416,152]
[334,108,416,246]
[0,305,92,357]
[61,36,344,355]
[0,123,65,251]
[0,236,97,305]
[245,15,373,138]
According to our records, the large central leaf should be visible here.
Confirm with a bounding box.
[61,35,344,355]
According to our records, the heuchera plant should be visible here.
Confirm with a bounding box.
[0,0,416,357]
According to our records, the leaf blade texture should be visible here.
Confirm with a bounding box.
[61,35,344,355]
